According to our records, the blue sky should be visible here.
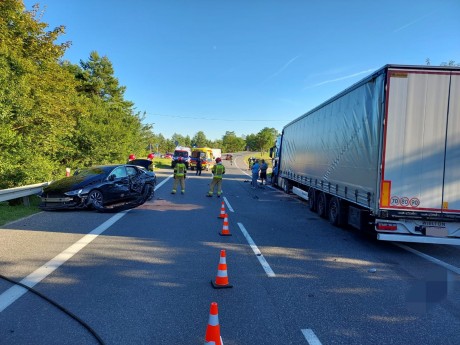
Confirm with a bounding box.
[24,0,460,141]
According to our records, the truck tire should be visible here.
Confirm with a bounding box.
[317,192,327,218]
[282,179,291,194]
[308,188,316,211]
[328,196,340,226]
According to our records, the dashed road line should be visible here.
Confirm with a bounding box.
[223,197,234,212]
[302,329,322,345]
[237,222,275,277]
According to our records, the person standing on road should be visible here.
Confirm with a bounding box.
[171,157,187,194]
[147,153,155,171]
[259,159,268,185]
[196,157,203,176]
[251,159,260,189]
[207,157,225,197]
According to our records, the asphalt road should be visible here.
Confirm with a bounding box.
[1,153,460,345]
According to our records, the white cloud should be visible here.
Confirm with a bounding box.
[263,55,301,83]
[306,68,376,89]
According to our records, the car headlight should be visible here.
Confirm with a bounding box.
[65,189,83,197]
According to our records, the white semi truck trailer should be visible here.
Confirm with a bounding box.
[272,64,460,244]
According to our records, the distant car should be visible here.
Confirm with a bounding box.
[224,154,233,160]
[39,164,156,212]
[164,153,173,159]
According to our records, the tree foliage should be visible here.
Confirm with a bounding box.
[192,131,208,147]
[222,131,245,153]
[0,1,154,188]
[0,1,278,189]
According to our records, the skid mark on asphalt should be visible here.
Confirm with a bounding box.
[137,199,204,211]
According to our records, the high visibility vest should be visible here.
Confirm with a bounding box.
[213,164,225,179]
[175,163,186,177]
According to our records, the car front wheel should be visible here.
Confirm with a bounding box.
[88,189,104,211]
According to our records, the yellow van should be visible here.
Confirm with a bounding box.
[190,147,214,171]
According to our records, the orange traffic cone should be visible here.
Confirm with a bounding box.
[205,302,222,345]
[218,201,226,219]
[219,214,232,236]
[211,250,233,289]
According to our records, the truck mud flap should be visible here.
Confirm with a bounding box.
[348,206,371,230]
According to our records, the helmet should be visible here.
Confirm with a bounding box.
[128,154,136,161]
[178,157,183,162]
[216,157,222,163]
[147,153,154,160]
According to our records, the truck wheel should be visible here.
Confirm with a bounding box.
[282,179,291,193]
[328,197,340,226]
[317,192,327,218]
[308,188,316,211]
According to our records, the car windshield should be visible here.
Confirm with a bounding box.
[73,167,107,176]
[174,151,189,158]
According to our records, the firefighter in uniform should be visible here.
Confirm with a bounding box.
[147,153,155,171]
[171,157,186,194]
[207,157,225,197]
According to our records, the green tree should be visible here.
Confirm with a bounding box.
[0,0,79,187]
[171,133,192,147]
[192,131,208,147]
[245,133,258,151]
[71,51,149,165]
[256,127,279,154]
[441,60,460,67]
[222,131,245,152]
[165,139,176,153]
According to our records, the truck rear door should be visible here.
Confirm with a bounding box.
[381,69,460,214]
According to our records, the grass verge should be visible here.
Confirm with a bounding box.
[0,195,42,226]
[152,158,173,169]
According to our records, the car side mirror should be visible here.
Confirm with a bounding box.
[108,174,116,181]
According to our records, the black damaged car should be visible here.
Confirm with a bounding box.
[39,164,156,212]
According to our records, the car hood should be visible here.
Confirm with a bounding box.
[44,174,104,193]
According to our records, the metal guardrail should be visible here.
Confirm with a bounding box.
[0,182,50,205]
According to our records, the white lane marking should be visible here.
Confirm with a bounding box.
[0,174,173,312]
[233,157,251,177]
[237,223,275,277]
[223,197,234,213]
[302,329,322,345]
[0,211,129,312]
[155,174,173,190]
[395,243,460,275]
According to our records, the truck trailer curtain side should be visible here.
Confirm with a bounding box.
[277,65,460,244]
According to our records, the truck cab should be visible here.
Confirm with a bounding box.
[171,146,191,168]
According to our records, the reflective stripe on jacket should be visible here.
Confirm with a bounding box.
[175,163,186,177]
[213,164,225,179]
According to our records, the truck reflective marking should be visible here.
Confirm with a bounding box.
[381,180,391,207]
